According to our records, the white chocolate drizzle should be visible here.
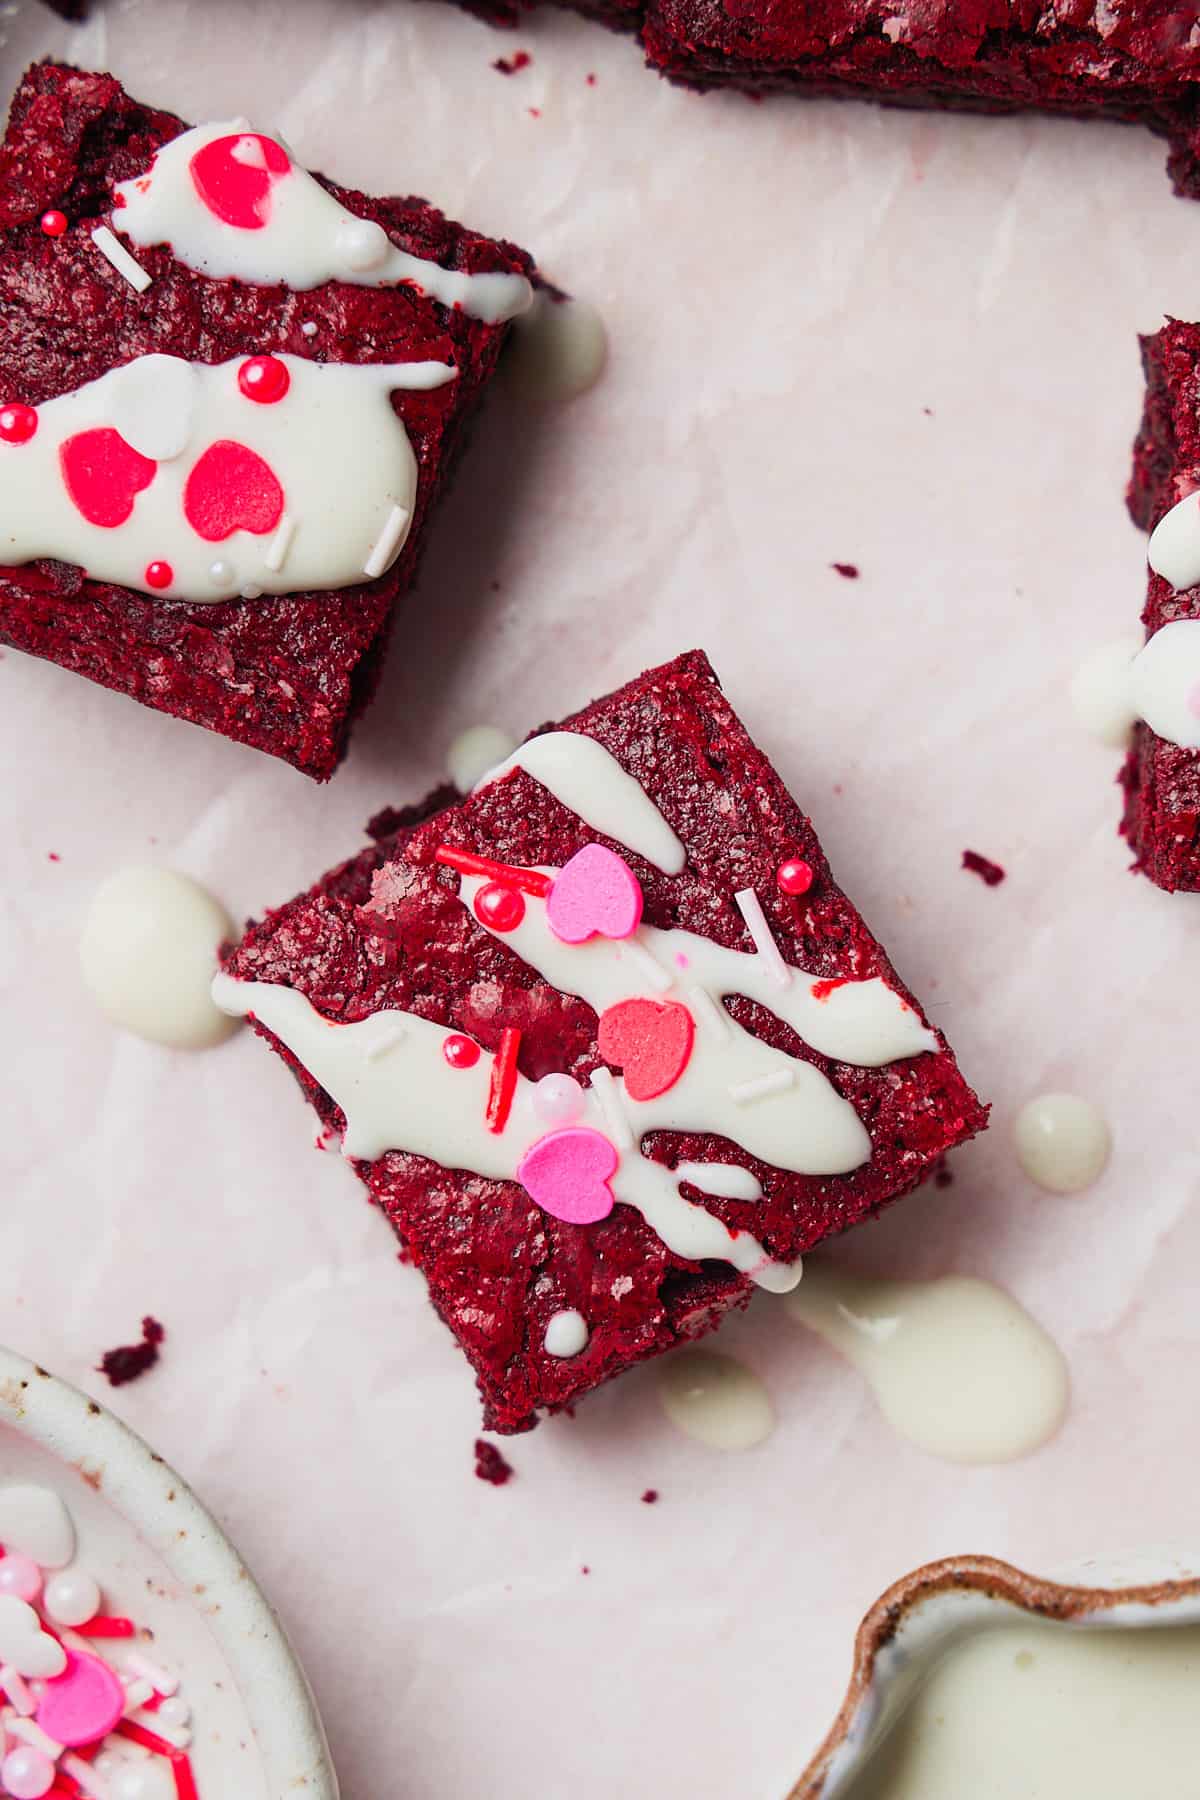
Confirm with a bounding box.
[113,122,533,323]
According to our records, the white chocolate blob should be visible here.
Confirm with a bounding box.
[1013,1093,1111,1194]
[505,293,608,401]
[0,352,454,603]
[655,1351,775,1451]
[114,122,532,323]
[82,868,238,1051]
[1070,638,1143,748]
[1148,486,1200,592]
[785,1265,1068,1465]
[1128,619,1200,749]
[544,1310,589,1357]
[447,724,517,793]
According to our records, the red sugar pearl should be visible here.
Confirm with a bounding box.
[144,560,173,591]
[238,355,291,404]
[0,402,37,445]
[40,210,68,237]
[443,1033,481,1069]
[473,883,525,932]
[776,857,814,897]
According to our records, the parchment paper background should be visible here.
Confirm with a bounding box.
[2,3,1198,1794]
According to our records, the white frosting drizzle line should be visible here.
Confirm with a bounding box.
[211,973,801,1290]
[734,887,791,988]
[461,868,933,1176]
[0,352,454,604]
[90,225,152,293]
[675,1162,764,1202]
[619,939,673,993]
[113,121,533,324]
[473,731,687,875]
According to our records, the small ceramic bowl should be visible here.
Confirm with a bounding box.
[790,1552,1200,1799]
[0,1343,338,1798]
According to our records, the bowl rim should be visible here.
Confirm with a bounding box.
[788,1551,1200,1800]
[0,1344,338,1800]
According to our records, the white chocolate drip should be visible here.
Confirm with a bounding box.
[785,1265,1068,1465]
[211,974,802,1291]
[474,732,687,874]
[460,870,934,1177]
[0,353,453,603]
[114,122,532,323]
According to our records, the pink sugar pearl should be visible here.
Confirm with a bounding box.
[1,1745,55,1798]
[532,1073,586,1126]
[0,1553,43,1603]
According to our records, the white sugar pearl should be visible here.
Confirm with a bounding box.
[300,321,318,337]
[336,218,390,272]
[531,1073,586,1127]
[447,724,516,793]
[1014,1094,1112,1194]
[207,559,233,586]
[43,1568,101,1627]
[157,1696,190,1728]
[544,1310,589,1358]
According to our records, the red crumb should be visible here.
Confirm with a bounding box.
[47,851,60,862]
[811,977,850,1003]
[641,1489,659,1504]
[474,1439,515,1486]
[831,562,860,579]
[493,50,531,74]
[962,850,1006,887]
[581,1565,591,1575]
[932,1157,954,1189]
[527,107,541,118]
[98,1317,165,1387]
[586,72,597,85]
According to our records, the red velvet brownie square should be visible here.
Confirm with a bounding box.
[217,650,986,1432]
[1121,319,1200,890]
[639,1,1200,192]
[0,62,534,778]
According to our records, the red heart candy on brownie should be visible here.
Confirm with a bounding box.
[60,428,157,529]
[189,132,291,231]
[597,998,695,1101]
[183,439,284,542]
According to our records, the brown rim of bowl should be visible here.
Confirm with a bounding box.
[787,1552,1200,1800]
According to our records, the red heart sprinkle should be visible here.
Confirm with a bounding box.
[597,998,695,1101]
[189,133,291,231]
[60,428,157,528]
[183,440,284,542]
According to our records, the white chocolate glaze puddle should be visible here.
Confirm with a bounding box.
[655,1351,774,1450]
[81,868,239,1051]
[784,1266,1068,1464]
[1013,1093,1111,1194]
[842,1621,1200,1799]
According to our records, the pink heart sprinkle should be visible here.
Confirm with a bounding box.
[545,844,643,945]
[517,1126,618,1226]
[36,1649,125,1748]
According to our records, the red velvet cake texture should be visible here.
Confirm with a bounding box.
[223,651,986,1433]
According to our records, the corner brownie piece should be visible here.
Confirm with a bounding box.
[216,650,986,1432]
[1121,319,1200,890]
[0,62,534,778]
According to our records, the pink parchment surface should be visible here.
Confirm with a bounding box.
[2,3,1199,1795]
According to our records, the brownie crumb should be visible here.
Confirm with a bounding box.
[932,1157,954,1189]
[962,849,1006,887]
[581,1565,591,1575]
[47,852,60,863]
[641,1488,659,1504]
[493,50,531,74]
[474,1439,515,1486]
[831,562,860,580]
[99,1316,165,1387]
[586,73,597,85]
